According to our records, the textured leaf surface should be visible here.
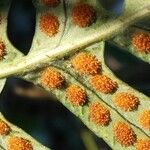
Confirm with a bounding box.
[0,0,149,150]
[112,26,150,63]
[23,42,150,150]
[0,113,49,150]
[0,0,149,78]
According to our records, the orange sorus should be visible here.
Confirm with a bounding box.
[41,0,60,7]
[138,110,150,130]
[7,136,33,150]
[113,121,137,147]
[71,3,96,27]
[90,74,117,94]
[66,84,86,106]
[40,67,64,89]
[112,92,139,111]
[132,32,150,53]
[0,119,10,135]
[89,102,110,126]
[39,13,59,37]
[135,139,150,150]
[0,40,6,60]
[72,52,101,75]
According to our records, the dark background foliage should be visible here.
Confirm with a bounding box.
[0,0,149,150]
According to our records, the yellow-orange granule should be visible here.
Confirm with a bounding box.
[40,67,64,89]
[89,102,110,126]
[132,32,150,53]
[113,122,137,147]
[90,75,117,94]
[112,92,139,111]
[135,139,150,150]
[39,13,59,37]
[66,84,86,106]
[72,52,101,75]
[41,0,60,7]
[0,40,6,59]
[8,137,33,150]
[0,119,10,135]
[71,3,96,27]
[138,110,150,130]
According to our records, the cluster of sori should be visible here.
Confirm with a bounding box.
[39,3,150,149]
[40,50,150,150]
[0,0,149,149]
[40,0,150,55]
[0,119,33,150]
[39,0,96,37]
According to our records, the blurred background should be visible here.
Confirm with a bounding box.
[0,0,150,150]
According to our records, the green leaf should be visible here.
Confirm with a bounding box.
[112,26,150,63]
[0,1,149,149]
[0,0,149,78]
[23,42,150,150]
[0,113,50,150]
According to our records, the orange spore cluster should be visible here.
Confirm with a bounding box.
[135,139,150,150]
[0,40,6,60]
[132,32,150,53]
[138,110,150,130]
[0,119,10,135]
[89,102,110,126]
[66,84,86,106]
[112,92,139,111]
[113,122,136,147]
[41,0,60,7]
[39,13,59,37]
[7,137,33,150]
[40,67,64,89]
[72,52,101,75]
[90,74,117,94]
[71,3,96,27]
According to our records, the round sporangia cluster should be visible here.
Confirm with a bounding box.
[112,92,139,111]
[71,3,96,27]
[135,139,150,150]
[7,137,33,150]
[113,122,137,147]
[72,52,101,75]
[132,32,150,53]
[89,102,110,126]
[138,110,150,130]
[66,84,86,106]
[0,119,10,135]
[40,67,64,89]
[0,40,6,60]
[41,0,60,7]
[39,13,59,37]
[90,75,118,94]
